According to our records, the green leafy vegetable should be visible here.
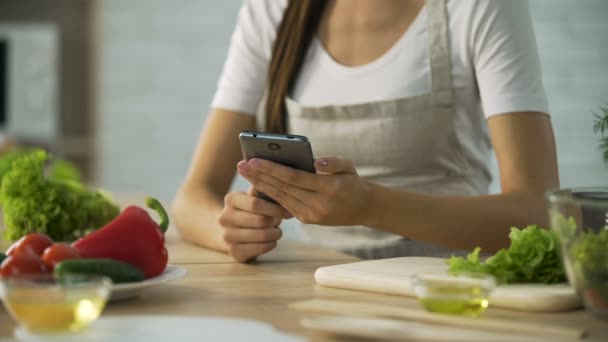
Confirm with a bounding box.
[48,158,82,183]
[0,148,82,189]
[447,225,566,284]
[0,149,31,182]
[551,214,577,242]
[568,227,608,305]
[593,105,608,165]
[570,229,608,277]
[0,150,120,241]
[551,212,608,310]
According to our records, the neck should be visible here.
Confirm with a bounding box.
[326,0,423,27]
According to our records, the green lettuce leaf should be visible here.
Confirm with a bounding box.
[1,150,120,241]
[447,225,566,284]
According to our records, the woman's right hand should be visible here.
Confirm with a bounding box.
[218,187,286,262]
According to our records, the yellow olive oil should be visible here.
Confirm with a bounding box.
[5,297,107,333]
[418,285,490,316]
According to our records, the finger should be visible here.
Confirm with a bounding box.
[248,176,313,218]
[219,208,282,229]
[224,191,285,218]
[228,242,277,263]
[247,185,272,204]
[314,156,357,175]
[222,226,283,244]
[239,169,318,208]
[240,159,325,192]
[251,185,292,219]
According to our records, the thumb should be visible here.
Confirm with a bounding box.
[247,185,256,197]
[314,156,357,175]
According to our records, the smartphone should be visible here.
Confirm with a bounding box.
[239,131,315,203]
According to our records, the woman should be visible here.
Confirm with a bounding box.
[172,0,559,261]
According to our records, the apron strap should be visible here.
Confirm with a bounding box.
[256,91,268,131]
[426,0,453,108]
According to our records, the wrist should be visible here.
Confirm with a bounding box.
[360,183,422,233]
[360,182,385,228]
[173,188,228,253]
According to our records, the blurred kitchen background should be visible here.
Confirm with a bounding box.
[0,0,607,236]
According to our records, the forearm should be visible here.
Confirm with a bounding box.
[170,109,257,253]
[365,183,549,253]
[171,186,227,252]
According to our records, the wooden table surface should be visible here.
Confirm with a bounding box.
[0,198,607,340]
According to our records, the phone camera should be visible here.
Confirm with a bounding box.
[268,143,281,151]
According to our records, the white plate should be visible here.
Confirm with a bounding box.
[13,316,303,342]
[110,265,187,301]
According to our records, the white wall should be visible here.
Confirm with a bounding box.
[98,0,245,200]
[98,0,608,205]
[528,0,608,190]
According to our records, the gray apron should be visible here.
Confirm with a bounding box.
[256,0,490,259]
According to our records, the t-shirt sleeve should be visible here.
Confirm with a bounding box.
[470,0,549,118]
[210,0,287,115]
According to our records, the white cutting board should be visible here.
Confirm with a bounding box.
[315,257,582,312]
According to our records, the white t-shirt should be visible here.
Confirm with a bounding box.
[211,0,548,180]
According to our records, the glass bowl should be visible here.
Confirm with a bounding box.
[411,271,496,317]
[547,187,608,319]
[0,273,111,334]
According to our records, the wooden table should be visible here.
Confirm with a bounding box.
[1,206,607,340]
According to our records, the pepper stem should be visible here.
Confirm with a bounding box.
[145,197,169,233]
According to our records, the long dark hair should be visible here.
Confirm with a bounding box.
[265,0,327,133]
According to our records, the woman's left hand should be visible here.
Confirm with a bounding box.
[237,157,372,226]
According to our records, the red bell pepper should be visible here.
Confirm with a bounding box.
[72,197,169,279]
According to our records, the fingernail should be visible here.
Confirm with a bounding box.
[249,158,262,168]
[315,159,328,167]
[237,162,251,172]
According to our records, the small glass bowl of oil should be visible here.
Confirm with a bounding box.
[0,273,111,335]
[411,271,496,317]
